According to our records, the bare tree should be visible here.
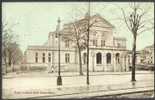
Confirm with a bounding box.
[9,43,23,72]
[121,3,153,81]
[63,21,87,75]
[2,22,23,73]
[62,5,98,76]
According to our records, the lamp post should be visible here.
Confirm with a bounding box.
[57,18,62,85]
[86,1,90,85]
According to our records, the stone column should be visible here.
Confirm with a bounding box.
[103,53,106,71]
[91,51,95,72]
[113,53,116,72]
[121,55,124,72]
[124,55,127,72]
[111,53,114,72]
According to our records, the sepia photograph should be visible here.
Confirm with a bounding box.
[2,1,154,99]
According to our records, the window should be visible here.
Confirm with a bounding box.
[48,53,51,63]
[83,53,87,64]
[93,40,97,46]
[128,56,131,64]
[42,53,45,63]
[101,40,105,47]
[116,53,120,64]
[106,53,111,64]
[96,53,102,64]
[117,43,120,47]
[65,40,70,48]
[65,53,70,63]
[141,59,143,63]
[55,32,58,38]
[151,61,152,63]
[35,52,38,63]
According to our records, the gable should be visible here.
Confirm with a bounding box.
[91,14,114,28]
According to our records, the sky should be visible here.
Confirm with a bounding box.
[2,2,154,53]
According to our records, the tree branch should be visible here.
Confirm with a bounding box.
[138,26,154,35]
[121,8,132,32]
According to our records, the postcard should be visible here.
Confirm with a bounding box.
[2,1,154,99]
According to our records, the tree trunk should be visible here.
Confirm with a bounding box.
[12,63,15,72]
[131,34,137,81]
[78,47,83,75]
[8,51,11,66]
[3,50,8,74]
[4,56,8,74]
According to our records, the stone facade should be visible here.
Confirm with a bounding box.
[24,14,130,72]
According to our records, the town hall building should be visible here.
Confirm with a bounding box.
[24,14,131,72]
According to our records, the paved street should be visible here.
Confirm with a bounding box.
[2,71,154,99]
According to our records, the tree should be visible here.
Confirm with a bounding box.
[63,21,87,75]
[9,43,23,72]
[2,22,23,73]
[121,3,153,81]
[62,6,98,76]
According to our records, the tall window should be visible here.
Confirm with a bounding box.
[42,53,45,63]
[117,43,120,48]
[83,53,87,64]
[48,53,51,63]
[106,53,111,64]
[65,53,70,63]
[101,40,105,47]
[93,40,97,46]
[128,55,130,64]
[116,53,120,64]
[55,33,58,38]
[96,52,102,64]
[35,52,38,63]
[65,40,70,48]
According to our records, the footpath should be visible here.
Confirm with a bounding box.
[3,71,154,99]
[16,81,154,99]
[3,71,153,79]
[2,71,154,99]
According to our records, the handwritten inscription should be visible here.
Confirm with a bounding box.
[14,90,54,94]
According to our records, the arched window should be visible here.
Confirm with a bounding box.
[116,53,120,64]
[35,52,38,63]
[96,52,102,64]
[83,53,87,64]
[106,53,111,64]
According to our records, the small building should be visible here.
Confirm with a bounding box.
[139,44,154,64]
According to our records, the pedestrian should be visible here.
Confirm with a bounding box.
[51,66,54,73]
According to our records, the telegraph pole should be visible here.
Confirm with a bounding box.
[86,0,90,85]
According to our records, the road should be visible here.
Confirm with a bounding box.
[2,71,154,99]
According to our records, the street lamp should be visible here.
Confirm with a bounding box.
[86,1,90,85]
[57,18,62,85]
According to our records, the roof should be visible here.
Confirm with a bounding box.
[145,44,154,49]
[113,37,126,41]
[27,45,49,50]
[63,13,114,29]
[92,14,114,28]
[128,51,141,54]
